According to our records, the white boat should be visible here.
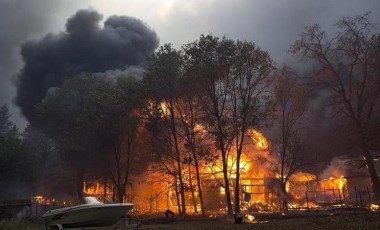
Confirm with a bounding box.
[42,196,134,229]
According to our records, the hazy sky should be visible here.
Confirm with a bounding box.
[0,0,379,128]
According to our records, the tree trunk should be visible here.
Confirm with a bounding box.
[221,151,233,216]
[175,154,186,216]
[280,151,288,212]
[189,163,198,214]
[234,153,241,214]
[123,135,132,203]
[103,177,107,197]
[362,147,380,202]
[234,131,246,214]
[113,142,123,203]
[280,183,288,212]
[112,187,116,201]
[75,166,85,199]
[193,155,206,215]
[117,186,124,203]
[169,103,186,215]
[357,122,380,203]
[174,177,182,214]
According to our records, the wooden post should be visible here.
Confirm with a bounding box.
[342,187,346,201]
[306,191,309,210]
[332,188,336,199]
[337,189,342,204]
[354,186,358,206]
[366,186,371,204]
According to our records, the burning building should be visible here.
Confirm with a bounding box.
[82,129,380,214]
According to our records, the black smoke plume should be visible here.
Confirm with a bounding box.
[15,9,159,122]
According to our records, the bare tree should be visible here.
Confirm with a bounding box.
[230,41,273,214]
[113,76,141,203]
[108,116,139,203]
[291,13,380,201]
[175,79,210,215]
[183,35,236,216]
[144,44,187,215]
[36,76,114,199]
[273,66,311,210]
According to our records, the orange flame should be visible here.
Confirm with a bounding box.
[247,129,269,150]
[320,176,347,191]
[83,181,113,197]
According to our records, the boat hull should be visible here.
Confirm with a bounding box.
[43,204,133,228]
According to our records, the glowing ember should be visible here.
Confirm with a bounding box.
[288,201,319,209]
[245,214,255,222]
[160,101,170,116]
[194,123,206,133]
[369,203,380,212]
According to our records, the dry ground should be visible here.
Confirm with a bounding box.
[140,213,380,230]
[1,213,380,230]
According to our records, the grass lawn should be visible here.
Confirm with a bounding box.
[140,213,380,230]
[1,213,380,229]
[0,218,42,230]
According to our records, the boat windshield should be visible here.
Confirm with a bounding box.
[98,196,115,204]
[77,197,104,205]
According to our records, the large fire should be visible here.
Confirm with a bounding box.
[246,129,269,150]
[82,129,362,213]
[320,176,347,191]
[83,181,113,198]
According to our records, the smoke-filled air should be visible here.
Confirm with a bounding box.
[0,1,380,229]
[15,9,158,122]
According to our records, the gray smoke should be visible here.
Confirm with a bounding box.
[94,65,146,81]
[15,9,159,122]
[320,157,350,179]
[0,0,68,128]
